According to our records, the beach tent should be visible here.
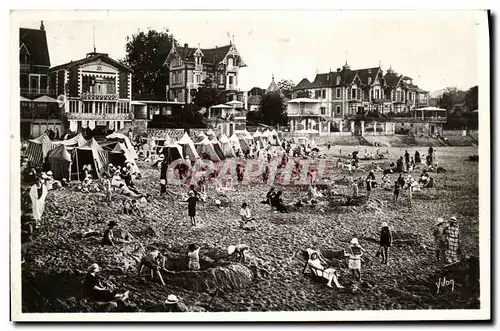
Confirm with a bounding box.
[210,136,226,160]
[25,133,57,167]
[242,130,254,145]
[56,132,86,147]
[75,138,109,180]
[229,133,242,151]
[219,134,237,158]
[238,138,250,153]
[161,143,184,165]
[108,142,137,169]
[47,144,72,180]
[193,131,207,144]
[106,132,138,159]
[195,136,221,162]
[177,132,200,160]
[270,129,281,145]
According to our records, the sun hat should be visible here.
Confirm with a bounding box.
[88,263,100,273]
[381,222,388,228]
[160,179,166,185]
[227,245,236,255]
[434,217,445,226]
[165,294,179,304]
[188,191,195,197]
[40,172,49,179]
[47,170,53,176]
[450,216,458,222]
[350,238,359,245]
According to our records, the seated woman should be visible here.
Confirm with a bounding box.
[117,183,143,198]
[307,253,344,288]
[239,202,256,230]
[83,263,130,302]
[272,191,288,213]
[261,187,276,205]
[419,170,430,187]
[381,174,392,190]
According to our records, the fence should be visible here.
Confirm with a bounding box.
[146,128,221,140]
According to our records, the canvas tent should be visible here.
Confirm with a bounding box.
[177,132,200,160]
[108,142,136,168]
[229,133,242,151]
[193,131,207,144]
[162,143,184,165]
[196,137,221,162]
[238,137,250,153]
[242,130,254,145]
[75,138,109,180]
[56,132,86,147]
[25,133,57,167]
[210,136,226,160]
[106,132,138,159]
[47,144,72,180]
[218,134,236,158]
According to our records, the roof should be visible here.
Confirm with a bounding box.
[20,28,50,66]
[50,52,133,73]
[294,78,311,90]
[165,44,240,66]
[355,67,380,85]
[267,78,279,92]
[383,71,402,87]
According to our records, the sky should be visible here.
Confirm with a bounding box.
[18,10,483,93]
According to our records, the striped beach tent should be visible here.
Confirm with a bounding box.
[75,138,109,179]
[25,133,57,166]
[57,132,86,147]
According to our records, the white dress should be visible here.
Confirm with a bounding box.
[29,184,48,221]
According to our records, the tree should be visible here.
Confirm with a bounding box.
[464,85,478,111]
[192,78,226,110]
[438,87,466,110]
[122,28,177,100]
[277,79,295,99]
[296,90,312,99]
[259,91,288,126]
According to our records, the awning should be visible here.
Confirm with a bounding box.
[33,95,58,103]
[20,96,31,102]
[211,104,232,109]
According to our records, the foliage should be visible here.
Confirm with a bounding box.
[295,90,312,99]
[277,79,295,99]
[192,78,226,110]
[258,91,288,126]
[122,28,177,100]
[464,86,478,111]
[437,87,466,110]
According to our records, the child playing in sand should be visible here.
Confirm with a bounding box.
[187,243,201,270]
[393,181,400,204]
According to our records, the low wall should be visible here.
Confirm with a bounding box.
[146,128,221,139]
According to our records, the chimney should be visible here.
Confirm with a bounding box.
[40,20,45,31]
[184,43,188,48]
[336,68,341,72]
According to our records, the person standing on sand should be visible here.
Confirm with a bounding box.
[443,216,460,264]
[393,181,400,204]
[379,222,393,264]
[186,191,198,226]
[432,218,447,262]
[29,176,48,229]
[347,238,364,282]
[187,243,201,270]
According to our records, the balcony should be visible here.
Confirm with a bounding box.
[226,84,238,91]
[81,92,118,100]
[66,112,133,120]
[21,107,62,120]
[20,64,30,72]
[194,64,203,71]
[21,87,56,97]
[226,65,239,72]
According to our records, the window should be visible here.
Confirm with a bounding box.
[336,106,341,115]
[315,90,320,99]
[228,75,234,85]
[320,107,326,115]
[352,88,357,99]
[196,74,201,84]
[219,75,224,85]
[336,88,341,98]
[322,90,326,99]
[227,57,233,67]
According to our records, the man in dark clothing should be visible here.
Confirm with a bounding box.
[396,156,404,172]
[404,150,410,169]
[379,222,393,264]
[103,221,117,246]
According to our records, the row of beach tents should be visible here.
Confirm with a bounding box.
[24,132,139,181]
[153,129,282,164]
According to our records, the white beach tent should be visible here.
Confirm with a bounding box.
[209,135,226,160]
[106,132,138,159]
[219,134,237,158]
[229,133,242,151]
[195,136,221,162]
[270,128,281,145]
[177,132,200,160]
